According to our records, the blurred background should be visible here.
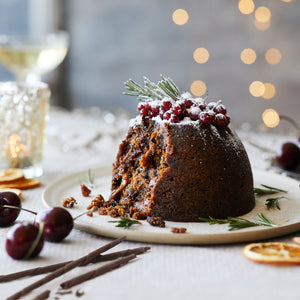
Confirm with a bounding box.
[0,0,299,131]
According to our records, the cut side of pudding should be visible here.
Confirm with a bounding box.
[100,76,255,222]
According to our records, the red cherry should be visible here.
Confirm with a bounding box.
[6,223,44,260]
[34,207,73,242]
[0,192,22,227]
[199,112,213,125]
[163,112,171,120]
[275,142,300,170]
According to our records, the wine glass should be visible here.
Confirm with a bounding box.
[0,31,68,83]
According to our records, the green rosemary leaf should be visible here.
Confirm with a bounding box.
[265,196,284,210]
[198,216,228,224]
[80,168,95,189]
[123,75,181,102]
[227,217,258,231]
[199,213,276,231]
[260,184,287,193]
[253,213,276,228]
[108,217,141,229]
[254,184,287,197]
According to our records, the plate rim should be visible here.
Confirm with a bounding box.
[42,166,300,245]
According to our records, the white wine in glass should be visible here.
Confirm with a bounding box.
[0,31,68,83]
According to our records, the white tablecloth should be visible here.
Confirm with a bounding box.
[0,107,299,300]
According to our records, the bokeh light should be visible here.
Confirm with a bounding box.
[238,0,255,15]
[262,109,280,128]
[265,48,282,65]
[282,0,293,2]
[255,6,272,23]
[240,48,256,64]
[190,80,207,96]
[249,81,265,97]
[172,9,189,25]
[254,19,271,31]
[193,48,210,64]
[262,83,276,99]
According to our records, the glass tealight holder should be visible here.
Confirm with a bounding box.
[0,82,50,178]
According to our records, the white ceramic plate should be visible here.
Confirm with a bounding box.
[42,167,300,245]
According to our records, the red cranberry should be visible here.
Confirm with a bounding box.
[214,103,227,115]
[199,112,213,124]
[163,112,171,120]
[161,100,173,112]
[34,207,73,243]
[6,223,44,260]
[207,102,217,110]
[184,99,193,109]
[214,113,229,127]
[171,115,180,123]
[150,105,160,117]
[0,192,22,227]
[275,142,300,170]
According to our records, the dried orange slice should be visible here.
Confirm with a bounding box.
[243,242,300,264]
[0,188,23,198]
[0,178,41,190]
[292,237,300,245]
[0,169,24,183]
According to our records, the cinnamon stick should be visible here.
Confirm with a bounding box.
[6,236,126,300]
[60,253,136,289]
[32,290,50,300]
[0,246,150,283]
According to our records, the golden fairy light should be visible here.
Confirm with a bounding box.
[262,83,276,99]
[282,0,293,2]
[190,80,207,97]
[172,9,189,25]
[240,48,256,64]
[262,109,280,128]
[265,48,282,65]
[249,81,265,97]
[238,0,255,15]
[254,19,271,31]
[193,48,210,64]
[255,6,272,23]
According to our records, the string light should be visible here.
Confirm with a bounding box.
[262,109,280,128]
[240,48,256,64]
[238,0,255,15]
[193,48,210,64]
[255,6,272,23]
[265,48,282,65]
[190,80,207,96]
[172,9,189,25]
[262,83,276,99]
[254,19,271,31]
[249,81,265,97]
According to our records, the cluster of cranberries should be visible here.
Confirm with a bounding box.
[137,96,231,127]
[0,191,73,260]
[275,139,300,172]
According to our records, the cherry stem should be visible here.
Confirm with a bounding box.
[73,209,94,221]
[0,205,37,215]
[24,221,44,259]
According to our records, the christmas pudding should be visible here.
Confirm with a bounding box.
[101,76,255,221]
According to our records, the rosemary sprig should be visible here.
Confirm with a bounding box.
[254,184,287,197]
[80,168,95,189]
[199,213,276,231]
[108,217,141,229]
[265,196,285,210]
[124,75,181,102]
